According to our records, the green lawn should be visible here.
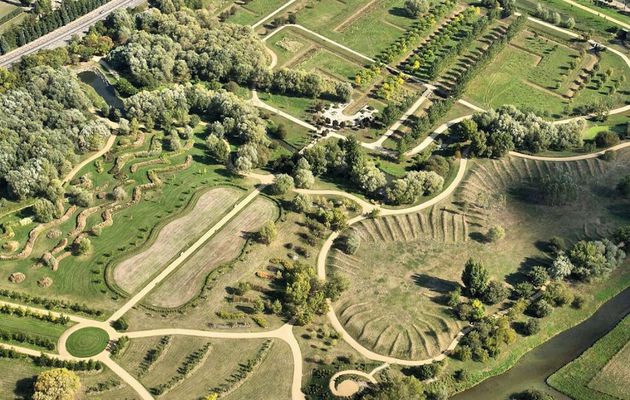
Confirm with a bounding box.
[516,0,619,41]
[226,0,286,26]
[66,327,109,357]
[296,0,416,58]
[0,314,69,352]
[258,91,321,121]
[293,47,360,82]
[548,315,630,400]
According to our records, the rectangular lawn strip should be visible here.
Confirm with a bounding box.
[292,47,361,82]
[296,0,415,58]
[112,186,244,294]
[144,196,278,309]
[515,0,618,40]
[226,0,286,26]
[548,315,630,400]
[0,314,69,352]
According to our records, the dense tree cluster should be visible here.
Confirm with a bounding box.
[274,260,348,325]
[386,170,444,204]
[123,84,269,174]
[32,368,81,400]
[461,106,585,158]
[0,66,110,200]
[105,9,351,100]
[454,316,516,361]
[302,137,386,196]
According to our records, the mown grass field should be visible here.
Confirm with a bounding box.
[296,0,416,58]
[115,336,292,399]
[144,195,278,308]
[113,187,244,294]
[548,315,630,400]
[332,150,630,360]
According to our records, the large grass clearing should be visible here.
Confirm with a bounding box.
[144,195,278,309]
[331,149,630,360]
[464,28,630,118]
[116,336,292,399]
[112,186,244,294]
[548,315,630,400]
[296,0,416,58]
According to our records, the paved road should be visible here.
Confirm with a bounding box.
[0,0,143,68]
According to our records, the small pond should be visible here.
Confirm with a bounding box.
[78,69,124,110]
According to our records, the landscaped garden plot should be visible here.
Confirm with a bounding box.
[331,150,630,360]
[296,0,416,58]
[291,47,360,82]
[549,315,630,400]
[463,28,630,118]
[225,0,286,26]
[164,339,292,400]
[0,126,241,313]
[112,187,243,294]
[267,29,311,68]
[144,196,278,308]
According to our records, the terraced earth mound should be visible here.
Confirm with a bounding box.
[330,150,630,360]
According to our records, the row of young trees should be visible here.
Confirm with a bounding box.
[404,7,485,79]
[104,8,351,100]
[0,66,111,200]
[0,0,109,55]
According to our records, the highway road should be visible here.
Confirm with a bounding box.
[0,0,144,68]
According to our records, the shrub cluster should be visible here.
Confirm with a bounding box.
[0,304,69,325]
[0,329,55,350]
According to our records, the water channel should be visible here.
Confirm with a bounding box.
[451,286,630,399]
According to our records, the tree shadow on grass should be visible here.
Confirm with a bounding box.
[412,273,459,293]
[14,376,35,399]
[505,256,550,286]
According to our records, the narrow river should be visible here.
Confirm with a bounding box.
[451,286,630,400]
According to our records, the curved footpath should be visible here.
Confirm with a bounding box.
[62,133,117,185]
